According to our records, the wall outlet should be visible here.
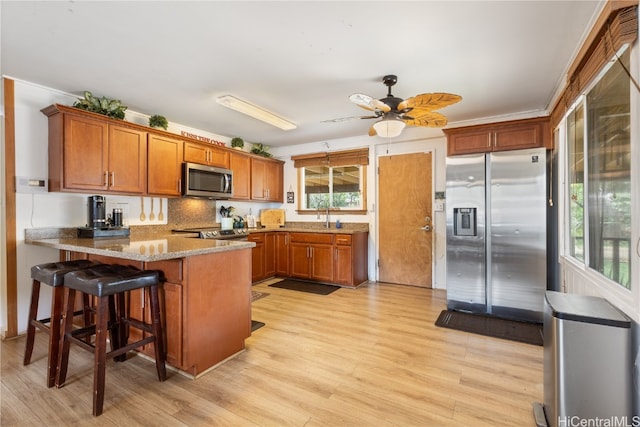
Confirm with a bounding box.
[16,176,48,193]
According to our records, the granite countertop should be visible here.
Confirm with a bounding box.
[25,229,255,262]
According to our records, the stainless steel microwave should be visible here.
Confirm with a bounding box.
[182,162,233,199]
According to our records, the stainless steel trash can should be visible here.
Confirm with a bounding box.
[537,290,632,427]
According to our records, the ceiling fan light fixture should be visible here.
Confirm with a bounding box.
[373,116,406,138]
[216,95,296,131]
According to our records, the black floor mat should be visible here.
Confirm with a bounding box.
[435,310,543,346]
[251,320,265,332]
[268,279,339,295]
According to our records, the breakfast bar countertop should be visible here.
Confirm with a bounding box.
[25,228,255,263]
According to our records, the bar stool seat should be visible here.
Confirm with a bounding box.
[56,264,167,416]
[24,259,97,387]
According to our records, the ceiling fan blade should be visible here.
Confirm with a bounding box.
[398,92,462,112]
[370,99,392,113]
[349,93,392,113]
[368,125,377,136]
[349,93,376,111]
[403,111,449,127]
[322,114,379,123]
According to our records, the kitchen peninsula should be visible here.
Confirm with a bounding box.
[25,228,255,378]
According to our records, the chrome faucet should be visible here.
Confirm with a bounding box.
[316,202,330,228]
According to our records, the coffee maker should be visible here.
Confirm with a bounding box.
[87,195,106,228]
[78,195,130,238]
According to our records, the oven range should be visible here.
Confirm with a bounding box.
[172,227,249,240]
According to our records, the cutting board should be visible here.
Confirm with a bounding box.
[260,209,285,229]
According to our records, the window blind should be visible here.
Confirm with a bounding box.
[292,148,369,168]
[551,4,638,129]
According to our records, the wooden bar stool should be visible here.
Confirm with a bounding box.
[24,259,97,387]
[56,264,167,416]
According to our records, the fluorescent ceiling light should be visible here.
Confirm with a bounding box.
[216,95,296,131]
[373,116,406,138]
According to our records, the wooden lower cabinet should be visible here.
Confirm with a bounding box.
[248,233,266,282]
[81,248,251,376]
[251,231,368,287]
[275,233,290,276]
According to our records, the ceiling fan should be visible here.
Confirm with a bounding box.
[327,75,462,138]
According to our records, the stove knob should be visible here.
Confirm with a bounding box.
[205,231,214,238]
[211,230,218,237]
[238,229,245,234]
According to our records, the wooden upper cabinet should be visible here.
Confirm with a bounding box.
[43,105,146,194]
[229,152,250,200]
[444,117,551,156]
[107,125,147,193]
[148,134,183,196]
[184,141,230,168]
[251,157,284,202]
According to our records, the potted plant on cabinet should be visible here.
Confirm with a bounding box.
[250,143,272,158]
[73,91,127,119]
[149,114,169,130]
[231,137,244,150]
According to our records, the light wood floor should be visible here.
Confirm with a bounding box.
[1,279,543,426]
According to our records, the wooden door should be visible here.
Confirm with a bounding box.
[147,134,183,196]
[108,125,147,194]
[265,161,283,202]
[378,153,433,287]
[275,233,290,276]
[264,232,276,278]
[250,158,267,200]
[310,244,333,282]
[63,114,109,191]
[230,152,250,200]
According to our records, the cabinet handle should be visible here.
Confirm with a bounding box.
[487,134,491,148]
[104,171,109,187]
[110,172,115,187]
[493,132,497,148]
[177,179,181,194]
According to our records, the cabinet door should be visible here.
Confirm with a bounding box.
[162,282,183,368]
[148,134,183,196]
[493,124,542,151]
[334,245,353,285]
[265,161,284,202]
[63,114,109,191]
[108,125,147,194]
[275,233,290,276]
[447,130,491,156]
[290,243,311,279]
[208,146,230,168]
[264,233,276,278]
[183,142,209,165]
[310,244,333,282]
[230,152,251,200]
[250,158,267,200]
[248,234,265,282]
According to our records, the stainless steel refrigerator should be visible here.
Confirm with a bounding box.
[445,147,547,323]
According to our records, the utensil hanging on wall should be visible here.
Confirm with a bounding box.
[139,197,146,222]
[150,198,155,221]
[158,199,164,221]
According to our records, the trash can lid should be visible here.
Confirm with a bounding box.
[545,291,631,328]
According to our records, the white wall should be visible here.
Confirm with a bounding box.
[272,132,449,289]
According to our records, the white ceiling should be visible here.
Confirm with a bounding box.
[1,1,602,148]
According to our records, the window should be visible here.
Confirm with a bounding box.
[567,103,584,261]
[292,148,368,212]
[565,49,631,288]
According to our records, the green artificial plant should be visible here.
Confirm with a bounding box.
[231,137,244,149]
[250,143,272,158]
[149,114,169,130]
[73,91,127,119]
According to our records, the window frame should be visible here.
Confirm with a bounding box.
[292,148,369,214]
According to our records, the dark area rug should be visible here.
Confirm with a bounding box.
[268,279,339,295]
[435,310,543,346]
[251,290,269,303]
[251,320,265,332]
